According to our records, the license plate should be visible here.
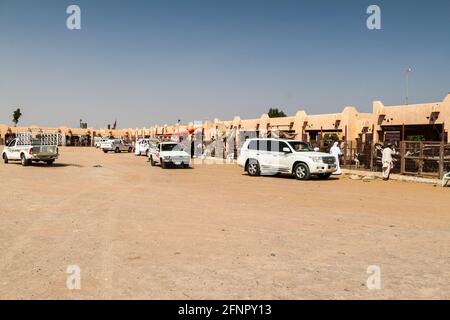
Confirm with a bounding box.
[174,162,181,165]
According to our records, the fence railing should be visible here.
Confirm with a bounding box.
[340,140,450,179]
[400,141,450,178]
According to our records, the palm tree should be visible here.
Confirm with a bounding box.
[12,108,22,127]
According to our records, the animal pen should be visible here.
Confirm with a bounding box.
[340,140,450,179]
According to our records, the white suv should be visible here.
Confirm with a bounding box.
[237,138,336,180]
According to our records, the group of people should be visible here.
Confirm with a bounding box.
[328,141,397,180]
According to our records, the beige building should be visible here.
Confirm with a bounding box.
[1,93,449,148]
[153,93,449,146]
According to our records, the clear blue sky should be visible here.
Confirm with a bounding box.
[1,0,449,128]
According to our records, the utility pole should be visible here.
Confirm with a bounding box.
[405,67,412,105]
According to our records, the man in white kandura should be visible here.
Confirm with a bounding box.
[329,141,342,175]
[382,143,397,180]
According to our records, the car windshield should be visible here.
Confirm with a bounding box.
[161,143,180,151]
[287,141,314,152]
[30,138,42,146]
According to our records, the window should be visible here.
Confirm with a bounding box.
[248,140,258,150]
[161,143,179,151]
[248,139,286,151]
[30,138,42,146]
[8,139,16,147]
[258,140,271,152]
[277,141,290,152]
[288,141,314,152]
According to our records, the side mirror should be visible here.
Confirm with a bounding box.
[314,147,320,152]
[282,147,291,153]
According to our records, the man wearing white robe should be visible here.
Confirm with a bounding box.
[382,144,397,180]
[330,141,342,175]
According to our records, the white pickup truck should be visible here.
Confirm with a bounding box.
[148,141,190,168]
[100,139,133,153]
[2,134,59,166]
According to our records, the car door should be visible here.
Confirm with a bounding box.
[6,139,20,160]
[134,140,140,155]
[245,140,258,161]
[256,139,272,172]
[142,140,149,154]
[264,140,286,173]
[120,140,127,151]
[151,143,160,162]
[273,141,292,173]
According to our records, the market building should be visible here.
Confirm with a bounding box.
[1,93,449,146]
[1,93,449,177]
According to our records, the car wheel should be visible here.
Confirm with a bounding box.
[145,150,149,157]
[128,147,132,153]
[183,163,189,168]
[2,153,8,164]
[46,160,55,165]
[150,156,156,166]
[161,159,166,169]
[115,147,120,153]
[21,154,29,166]
[294,163,310,180]
[103,149,108,153]
[246,159,260,176]
[318,173,331,180]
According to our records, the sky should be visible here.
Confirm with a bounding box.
[0,0,449,128]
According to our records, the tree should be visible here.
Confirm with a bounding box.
[268,107,287,118]
[12,108,22,127]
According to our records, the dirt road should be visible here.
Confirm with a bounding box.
[1,147,449,299]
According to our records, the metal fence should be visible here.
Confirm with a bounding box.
[340,140,450,178]
[400,141,450,178]
[340,140,374,170]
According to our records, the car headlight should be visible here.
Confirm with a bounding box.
[309,156,324,163]
[163,156,171,160]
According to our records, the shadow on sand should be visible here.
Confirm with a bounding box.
[241,172,341,181]
[7,162,84,168]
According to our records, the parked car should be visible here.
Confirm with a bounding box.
[135,138,150,156]
[2,135,59,166]
[101,139,133,153]
[95,137,112,148]
[148,141,190,168]
[237,138,336,180]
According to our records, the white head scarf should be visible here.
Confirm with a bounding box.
[330,141,341,156]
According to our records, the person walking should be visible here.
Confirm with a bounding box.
[382,143,397,180]
[330,141,342,175]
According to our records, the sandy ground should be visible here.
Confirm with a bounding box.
[0,147,449,299]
